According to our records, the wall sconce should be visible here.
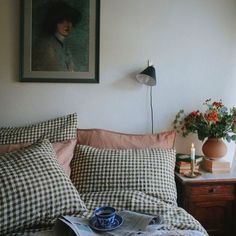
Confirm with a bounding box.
[136,61,156,86]
[136,60,157,134]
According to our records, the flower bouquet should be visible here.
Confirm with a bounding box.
[173,99,236,142]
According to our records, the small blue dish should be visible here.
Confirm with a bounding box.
[89,214,123,231]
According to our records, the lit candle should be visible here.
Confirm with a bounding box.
[191,143,195,161]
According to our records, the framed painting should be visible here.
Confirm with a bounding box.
[20,0,100,83]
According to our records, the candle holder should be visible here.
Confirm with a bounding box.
[184,159,202,178]
[191,159,195,176]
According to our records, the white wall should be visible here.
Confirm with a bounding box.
[0,0,236,158]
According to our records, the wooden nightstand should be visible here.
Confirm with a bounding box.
[175,164,236,236]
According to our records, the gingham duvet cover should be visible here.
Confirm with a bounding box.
[80,190,208,235]
[15,190,208,236]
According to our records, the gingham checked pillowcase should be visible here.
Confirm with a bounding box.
[0,139,87,235]
[0,113,77,144]
[70,145,177,205]
[0,113,77,176]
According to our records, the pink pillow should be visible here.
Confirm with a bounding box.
[0,139,76,176]
[77,129,176,149]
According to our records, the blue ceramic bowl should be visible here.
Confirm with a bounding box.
[94,206,116,228]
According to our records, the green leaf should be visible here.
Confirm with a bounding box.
[226,136,231,142]
[231,135,236,141]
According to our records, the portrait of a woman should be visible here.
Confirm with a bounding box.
[32,1,82,71]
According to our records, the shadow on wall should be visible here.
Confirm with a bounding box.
[110,71,143,91]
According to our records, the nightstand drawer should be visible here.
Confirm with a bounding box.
[186,184,235,196]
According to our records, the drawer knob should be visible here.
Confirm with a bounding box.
[208,188,216,193]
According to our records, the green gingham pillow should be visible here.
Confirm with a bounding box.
[0,139,87,235]
[70,145,177,205]
[0,113,77,144]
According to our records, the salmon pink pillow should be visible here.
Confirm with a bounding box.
[77,128,176,149]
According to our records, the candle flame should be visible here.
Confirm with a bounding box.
[191,143,194,148]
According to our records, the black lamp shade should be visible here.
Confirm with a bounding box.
[136,65,156,86]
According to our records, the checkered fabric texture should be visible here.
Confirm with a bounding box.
[0,139,87,236]
[70,145,177,205]
[0,113,77,144]
[80,190,208,235]
[12,191,208,236]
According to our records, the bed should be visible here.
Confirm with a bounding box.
[0,114,208,236]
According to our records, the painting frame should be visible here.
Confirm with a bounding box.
[20,0,100,83]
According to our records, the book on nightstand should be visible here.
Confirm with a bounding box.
[175,153,203,174]
[202,157,231,173]
[176,153,204,164]
[175,164,199,174]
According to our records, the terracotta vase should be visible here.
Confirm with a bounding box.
[202,138,227,159]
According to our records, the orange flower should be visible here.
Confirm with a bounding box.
[205,111,219,122]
